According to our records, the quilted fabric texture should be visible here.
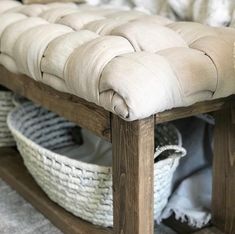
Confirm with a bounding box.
[0,0,234,121]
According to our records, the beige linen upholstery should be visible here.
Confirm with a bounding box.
[0,0,21,14]
[0,0,234,121]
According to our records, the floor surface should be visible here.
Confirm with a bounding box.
[0,178,176,234]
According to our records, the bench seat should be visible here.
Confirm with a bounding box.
[0,0,234,120]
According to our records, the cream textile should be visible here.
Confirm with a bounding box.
[0,0,235,121]
[93,0,235,27]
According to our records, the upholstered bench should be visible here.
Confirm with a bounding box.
[0,1,234,234]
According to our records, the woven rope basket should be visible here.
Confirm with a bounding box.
[0,90,15,147]
[7,102,186,227]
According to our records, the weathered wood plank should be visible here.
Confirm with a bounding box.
[111,115,154,234]
[0,149,112,234]
[0,65,111,141]
[155,97,234,124]
[1,66,234,136]
[212,101,235,233]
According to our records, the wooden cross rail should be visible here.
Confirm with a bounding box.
[0,65,234,234]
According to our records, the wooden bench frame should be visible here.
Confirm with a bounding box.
[0,65,234,234]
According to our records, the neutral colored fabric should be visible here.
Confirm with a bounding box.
[0,0,234,121]
[168,0,234,26]
[162,167,212,228]
[22,0,85,5]
[92,0,235,27]
[0,0,21,14]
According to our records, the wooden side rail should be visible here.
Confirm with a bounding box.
[0,65,234,140]
[155,97,233,124]
[0,66,111,141]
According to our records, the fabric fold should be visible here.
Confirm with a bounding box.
[161,167,212,228]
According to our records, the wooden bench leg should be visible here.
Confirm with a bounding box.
[212,102,235,233]
[111,115,154,234]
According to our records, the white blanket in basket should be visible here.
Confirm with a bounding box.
[55,129,112,166]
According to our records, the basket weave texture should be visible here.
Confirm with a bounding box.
[7,102,186,227]
[0,91,15,147]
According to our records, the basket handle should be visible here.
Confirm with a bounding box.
[154,145,187,160]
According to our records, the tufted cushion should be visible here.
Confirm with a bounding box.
[0,0,234,121]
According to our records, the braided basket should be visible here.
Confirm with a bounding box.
[0,90,15,147]
[7,102,186,227]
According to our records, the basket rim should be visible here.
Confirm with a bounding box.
[7,106,112,173]
[7,104,185,174]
